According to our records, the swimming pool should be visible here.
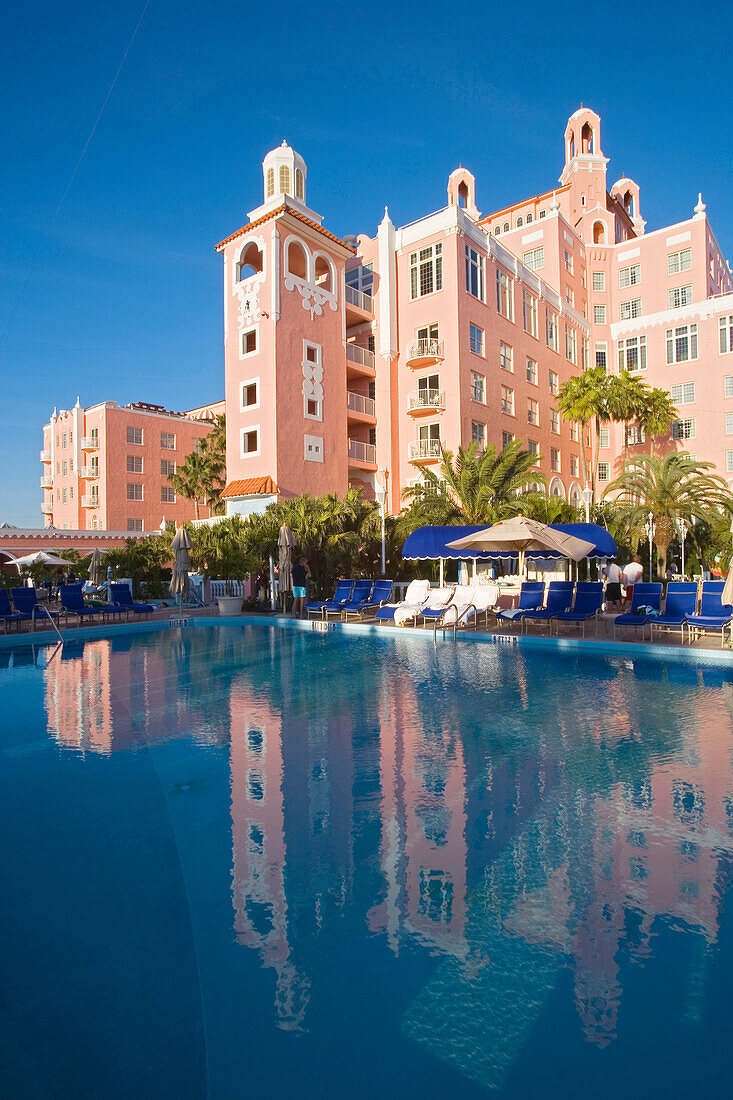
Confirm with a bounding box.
[2,622,733,1098]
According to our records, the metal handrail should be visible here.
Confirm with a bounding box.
[347,392,376,417]
[81,495,99,507]
[40,450,51,462]
[408,389,445,411]
[81,466,99,478]
[347,439,376,463]
[345,343,376,368]
[408,439,442,460]
[40,476,53,488]
[345,285,373,312]
[32,605,64,643]
[81,436,99,450]
[405,339,444,363]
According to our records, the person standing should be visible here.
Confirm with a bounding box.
[604,558,624,613]
[291,555,311,619]
[622,555,644,607]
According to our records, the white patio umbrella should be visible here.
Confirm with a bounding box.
[170,526,193,602]
[278,524,296,602]
[13,551,76,569]
[87,548,105,586]
[447,516,595,577]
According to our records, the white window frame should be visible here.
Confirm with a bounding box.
[548,370,558,396]
[496,270,514,320]
[161,486,176,504]
[127,426,143,445]
[240,377,260,412]
[672,418,696,441]
[527,398,539,427]
[501,385,514,416]
[160,431,176,451]
[666,324,698,364]
[594,304,607,325]
[667,249,692,275]
[127,518,143,532]
[599,427,610,449]
[668,286,692,309]
[523,290,538,338]
[240,425,261,458]
[546,310,559,352]
[526,357,538,386]
[551,447,561,472]
[522,247,544,271]
[596,342,607,370]
[566,325,577,364]
[670,382,695,406]
[620,298,642,320]
[500,341,514,372]
[465,245,486,302]
[471,420,487,449]
[725,376,733,398]
[619,263,641,288]
[240,324,259,359]
[126,455,143,474]
[304,394,323,422]
[126,483,143,501]
[469,323,484,356]
[719,316,733,354]
[592,271,605,291]
[471,371,486,404]
[725,412,733,436]
[727,451,733,474]
[410,243,443,300]
[618,335,647,372]
[550,408,560,434]
[160,459,176,477]
[597,462,610,482]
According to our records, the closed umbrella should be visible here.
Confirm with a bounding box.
[278,524,296,602]
[88,548,105,586]
[722,558,733,606]
[447,516,594,577]
[170,526,193,603]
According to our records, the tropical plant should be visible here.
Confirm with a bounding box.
[519,491,579,524]
[189,517,258,582]
[605,452,733,577]
[638,388,679,453]
[170,415,227,519]
[556,365,609,487]
[104,536,172,597]
[170,449,209,520]
[605,371,650,458]
[401,440,543,528]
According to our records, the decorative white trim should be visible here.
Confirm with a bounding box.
[239,377,260,413]
[239,424,261,459]
[521,230,543,245]
[666,231,691,247]
[239,323,259,359]
[610,292,733,339]
[304,434,324,462]
[283,234,338,318]
[617,247,640,262]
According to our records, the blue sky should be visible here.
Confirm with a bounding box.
[2,0,731,526]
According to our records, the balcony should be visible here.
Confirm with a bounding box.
[405,339,445,369]
[347,391,376,423]
[81,436,99,450]
[40,449,51,463]
[346,342,376,378]
[41,500,53,514]
[408,439,442,462]
[81,495,99,508]
[407,389,446,416]
[40,475,53,489]
[345,284,373,313]
[347,438,377,469]
[81,465,99,479]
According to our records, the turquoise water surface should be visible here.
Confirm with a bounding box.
[2,623,733,1098]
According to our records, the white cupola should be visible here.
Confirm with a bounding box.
[262,140,307,206]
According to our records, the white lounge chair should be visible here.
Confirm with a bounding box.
[376,579,431,626]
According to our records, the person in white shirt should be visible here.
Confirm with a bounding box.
[604,558,624,612]
[622,555,644,607]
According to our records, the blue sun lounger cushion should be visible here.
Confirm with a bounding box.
[613,583,662,639]
[648,583,698,642]
[551,582,604,637]
[109,583,154,616]
[685,581,733,647]
[521,582,575,631]
[496,581,545,623]
[306,579,353,618]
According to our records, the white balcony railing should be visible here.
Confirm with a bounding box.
[81,436,99,450]
[40,449,51,463]
[81,495,99,508]
[405,338,445,365]
[407,389,445,412]
[41,501,53,513]
[345,343,376,369]
[345,285,373,312]
[408,439,442,461]
[40,476,53,488]
[81,465,99,479]
[347,438,377,464]
[347,392,376,417]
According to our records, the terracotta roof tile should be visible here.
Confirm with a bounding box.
[221,477,279,499]
[215,203,355,253]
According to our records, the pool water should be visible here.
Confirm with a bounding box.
[2,624,733,1098]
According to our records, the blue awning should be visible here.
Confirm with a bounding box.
[401,523,616,561]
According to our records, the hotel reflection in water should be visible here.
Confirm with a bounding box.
[44,633,733,1084]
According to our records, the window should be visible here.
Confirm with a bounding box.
[501,386,514,415]
[618,335,647,372]
[62,488,67,504]
[582,338,589,370]
[570,455,579,477]
[410,244,443,299]
[726,412,733,435]
[596,342,607,370]
[502,431,514,449]
[669,286,693,309]
[241,328,257,356]
[127,518,143,532]
[471,421,486,448]
[599,426,610,448]
[550,408,559,434]
[62,433,67,448]
[667,249,692,275]
[523,291,538,338]
[527,439,539,459]
[160,432,175,449]
[127,426,143,445]
[569,421,579,442]
[266,167,275,198]
[526,358,538,385]
[56,462,59,475]
[241,379,259,409]
[727,451,733,474]
[496,270,514,320]
[237,241,263,281]
[551,447,560,472]
[620,298,642,320]
[503,222,509,232]
[92,517,98,529]
[471,372,485,403]
[241,427,259,456]
[666,324,698,364]
[672,418,696,440]
[564,250,573,274]
[546,310,559,351]
[127,483,143,501]
[469,323,484,355]
[720,316,733,353]
[69,432,73,445]
[527,398,539,426]
[670,382,695,406]
[565,287,574,307]
[539,210,545,219]
[598,462,610,481]
[345,263,374,295]
[69,459,73,472]
[127,455,143,473]
[295,169,304,200]
[619,263,641,288]
[526,213,533,224]
[91,428,98,446]
[62,460,67,476]
[465,245,485,300]
[566,326,577,364]
[305,434,324,462]
[304,394,322,420]
[725,376,733,398]
[592,271,605,291]
[626,424,645,446]
[516,216,523,227]
[594,304,607,324]
[500,341,513,372]
[279,165,290,194]
[523,247,544,271]
[161,486,175,503]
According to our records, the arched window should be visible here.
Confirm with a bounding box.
[623,190,635,218]
[581,123,594,153]
[593,221,605,245]
[314,255,332,291]
[295,169,304,200]
[237,241,264,282]
[279,165,290,195]
[494,225,501,235]
[92,516,98,529]
[266,167,275,198]
[526,212,533,224]
[458,181,468,208]
[569,133,575,158]
[503,222,510,232]
[516,216,523,227]
[287,240,307,279]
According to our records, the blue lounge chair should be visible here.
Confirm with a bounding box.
[110,583,154,617]
[343,579,393,621]
[551,582,604,637]
[376,579,431,624]
[495,581,545,626]
[0,589,30,632]
[11,586,61,631]
[306,579,353,619]
[418,586,458,625]
[612,583,662,640]
[327,578,371,619]
[59,584,107,625]
[648,582,698,643]
[685,581,733,647]
[521,581,575,633]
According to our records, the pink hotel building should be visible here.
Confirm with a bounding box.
[216,108,733,517]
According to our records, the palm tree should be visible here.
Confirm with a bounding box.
[605,371,651,458]
[198,415,227,513]
[638,388,679,454]
[605,452,733,577]
[171,449,209,519]
[520,491,579,524]
[401,439,543,528]
[556,365,609,488]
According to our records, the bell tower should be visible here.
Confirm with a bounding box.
[560,107,611,243]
